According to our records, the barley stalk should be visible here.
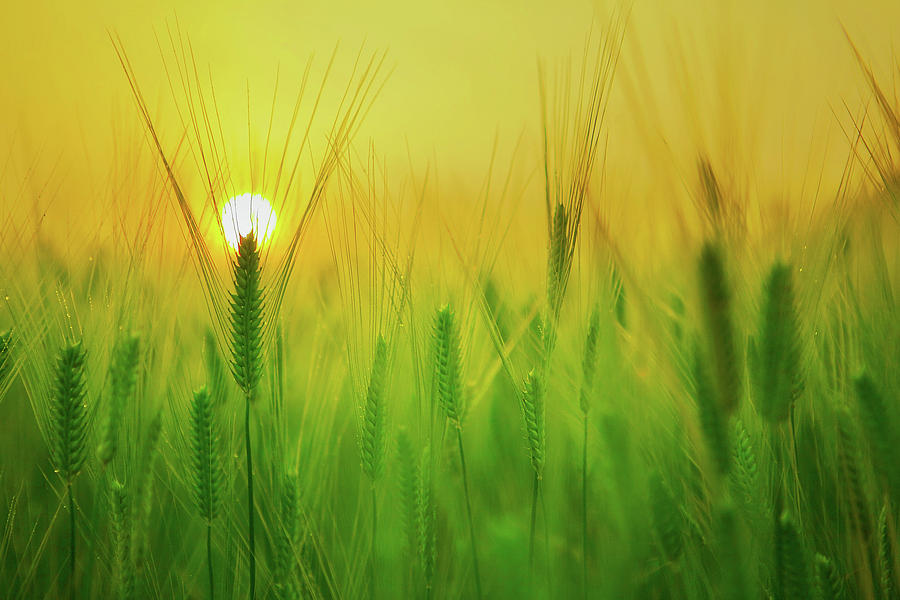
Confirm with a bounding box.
[49,340,88,593]
[188,386,222,599]
[98,333,140,466]
[229,231,265,598]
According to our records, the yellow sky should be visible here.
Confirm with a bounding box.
[1,0,898,256]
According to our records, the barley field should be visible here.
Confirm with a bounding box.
[1,1,899,599]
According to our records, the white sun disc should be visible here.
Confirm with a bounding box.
[221,193,277,251]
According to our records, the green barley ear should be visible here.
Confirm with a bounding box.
[814,554,845,600]
[757,262,803,423]
[189,387,222,523]
[417,447,436,591]
[547,202,568,319]
[853,373,899,494]
[274,472,300,600]
[432,305,463,427]
[693,342,731,475]
[879,504,896,598]
[521,369,545,478]
[698,241,741,416]
[110,479,135,600]
[396,430,418,550]
[775,510,812,600]
[649,472,683,562]
[836,408,871,540]
[50,341,89,483]
[132,411,162,573]
[579,307,601,414]
[361,334,388,482]
[230,231,265,401]
[98,333,140,466]
[730,419,759,505]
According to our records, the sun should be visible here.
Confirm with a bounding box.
[221,193,278,251]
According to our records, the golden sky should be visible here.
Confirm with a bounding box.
[1,0,898,254]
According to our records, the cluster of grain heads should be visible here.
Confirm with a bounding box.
[853,373,900,496]
[188,386,223,599]
[814,554,845,600]
[109,479,135,600]
[98,333,140,466]
[49,340,88,590]
[697,242,741,417]
[430,305,482,598]
[756,262,803,423]
[228,231,265,598]
[775,510,812,600]
[273,472,300,600]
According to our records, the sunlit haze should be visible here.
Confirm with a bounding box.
[221,194,277,251]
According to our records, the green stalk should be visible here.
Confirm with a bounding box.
[371,485,378,600]
[245,394,255,597]
[529,474,539,575]
[68,482,76,595]
[207,523,215,600]
[456,429,483,599]
[582,415,588,600]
